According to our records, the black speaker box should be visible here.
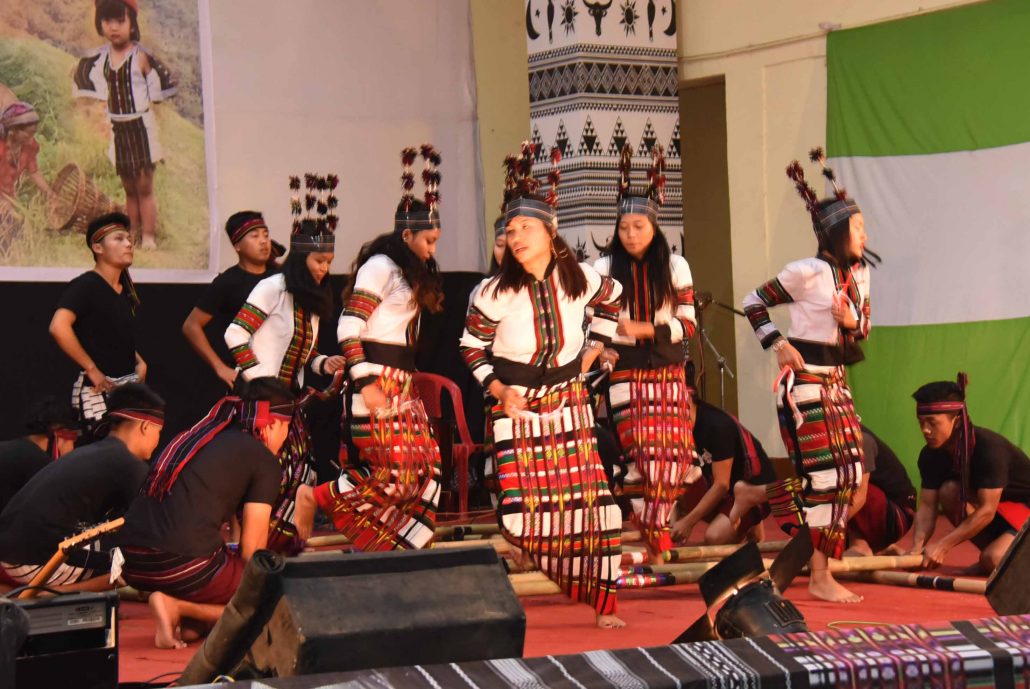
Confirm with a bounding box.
[986,516,1030,615]
[243,545,525,677]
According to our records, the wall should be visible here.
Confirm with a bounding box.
[676,0,983,451]
[469,0,530,260]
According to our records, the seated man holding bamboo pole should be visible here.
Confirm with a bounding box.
[885,374,1030,574]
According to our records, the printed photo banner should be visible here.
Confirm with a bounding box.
[0,0,218,282]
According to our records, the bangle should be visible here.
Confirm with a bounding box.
[586,339,604,352]
[771,338,788,353]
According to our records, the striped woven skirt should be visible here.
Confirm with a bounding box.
[315,367,441,551]
[768,365,863,558]
[610,363,698,555]
[493,377,621,615]
[121,545,243,605]
[266,411,317,555]
[109,111,161,177]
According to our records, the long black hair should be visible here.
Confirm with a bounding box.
[602,215,676,311]
[283,251,333,319]
[490,194,587,299]
[342,204,444,313]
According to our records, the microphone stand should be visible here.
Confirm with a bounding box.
[700,325,735,408]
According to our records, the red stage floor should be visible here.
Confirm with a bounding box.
[117,517,997,685]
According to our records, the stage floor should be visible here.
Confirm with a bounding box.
[117,516,996,685]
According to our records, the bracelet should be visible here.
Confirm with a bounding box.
[586,339,605,352]
[771,338,788,353]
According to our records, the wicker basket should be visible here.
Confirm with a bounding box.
[47,163,119,234]
[0,195,24,257]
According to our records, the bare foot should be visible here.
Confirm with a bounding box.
[508,542,536,572]
[728,481,762,530]
[141,235,158,250]
[876,543,906,557]
[957,561,987,577]
[808,574,863,603]
[149,592,187,649]
[597,613,627,629]
[294,484,317,542]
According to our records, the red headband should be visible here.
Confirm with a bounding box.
[229,218,268,245]
[916,401,965,415]
[108,409,165,427]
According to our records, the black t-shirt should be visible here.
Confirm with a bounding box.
[114,429,281,558]
[195,265,275,366]
[860,426,916,509]
[56,271,137,378]
[0,439,50,515]
[693,400,776,486]
[0,436,147,565]
[918,426,1030,504]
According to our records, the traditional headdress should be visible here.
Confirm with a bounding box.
[145,395,294,500]
[86,214,140,314]
[502,141,561,227]
[616,143,666,223]
[916,372,974,523]
[395,144,442,234]
[0,102,39,139]
[288,173,338,253]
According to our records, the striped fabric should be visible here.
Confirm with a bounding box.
[771,367,863,558]
[229,303,269,372]
[121,545,242,605]
[316,367,441,551]
[340,288,382,369]
[277,305,314,389]
[610,363,697,555]
[266,412,317,555]
[493,379,621,615]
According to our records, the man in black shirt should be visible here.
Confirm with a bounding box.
[115,378,297,649]
[50,212,147,436]
[845,426,916,556]
[0,384,164,590]
[671,393,776,544]
[0,397,79,515]
[900,375,1030,573]
[182,211,282,389]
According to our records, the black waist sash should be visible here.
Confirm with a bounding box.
[491,356,581,389]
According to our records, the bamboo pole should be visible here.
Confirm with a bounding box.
[822,554,924,572]
[664,540,790,563]
[837,570,986,594]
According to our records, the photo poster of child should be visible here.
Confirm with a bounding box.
[0,0,214,278]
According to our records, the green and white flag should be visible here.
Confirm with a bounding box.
[826,0,1030,473]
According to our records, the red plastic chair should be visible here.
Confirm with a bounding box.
[411,372,480,517]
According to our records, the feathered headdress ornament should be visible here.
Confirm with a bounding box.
[288,173,339,253]
[502,141,561,228]
[617,143,665,222]
[396,144,442,234]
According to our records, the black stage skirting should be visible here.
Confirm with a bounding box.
[181,613,1030,688]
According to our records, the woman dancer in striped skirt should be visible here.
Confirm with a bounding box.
[461,144,625,628]
[593,144,697,560]
[734,149,876,603]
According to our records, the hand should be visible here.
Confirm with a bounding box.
[617,318,654,340]
[499,386,528,419]
[671,515,696,544]
[774,341,805,371]
[921,541,949,569]
[599,347,619,371]
[86,366,114,392]
[322,355,346,374]
[217,364,238,389]
[134,359,148,382]
[581,347,601,373]
[831,293,858,330]
[361,383,388,416]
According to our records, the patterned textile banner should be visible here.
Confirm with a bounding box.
[827,0,1030,473]
[0,0,216,281]
[525,0,682,261]
[180,614,1030,689]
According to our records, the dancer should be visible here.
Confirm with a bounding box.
[460,143,625,628]
[593,144,696,559]
[296,146,444,551]
[224,175,345,552]
[734,149,875,603]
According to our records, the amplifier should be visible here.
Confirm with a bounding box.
[15,591,118,689]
